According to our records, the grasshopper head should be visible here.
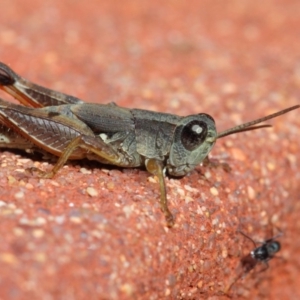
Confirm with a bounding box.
[167,114,217,176]
[167,104,299,177]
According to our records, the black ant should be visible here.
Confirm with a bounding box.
[223,230,282,295]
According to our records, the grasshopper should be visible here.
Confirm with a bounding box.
[0,62,299,227]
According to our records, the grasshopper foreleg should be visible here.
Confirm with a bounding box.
[145,158,174,227]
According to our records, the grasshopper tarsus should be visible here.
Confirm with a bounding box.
[165,214,175,228]
[0,62,298,227]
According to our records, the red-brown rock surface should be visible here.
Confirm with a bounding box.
[0,0,299,299]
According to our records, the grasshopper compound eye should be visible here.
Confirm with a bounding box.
[180,119,208,151]
[180,113,216,151]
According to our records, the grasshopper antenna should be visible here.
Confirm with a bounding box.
[217,105,299,139]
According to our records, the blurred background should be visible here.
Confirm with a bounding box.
[0,0,299,299]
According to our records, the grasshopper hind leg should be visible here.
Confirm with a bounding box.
[28,134,129,180]
[28,136,87,179]
[0,100,128,181]
[0,62,84,108]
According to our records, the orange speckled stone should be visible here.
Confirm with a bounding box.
[0,0,299,299]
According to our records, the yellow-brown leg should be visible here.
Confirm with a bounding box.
[28,136,85,178]
[29,135,121,179]
[145,158,174,227]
